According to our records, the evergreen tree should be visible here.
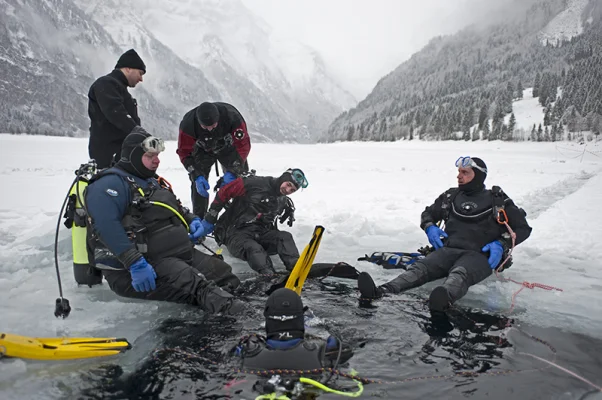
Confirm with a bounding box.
[471,127,479,141]
[506,81,515,105]
[482,120,490,140]
[537,123,543,142]
[462,126,471,141]
[533,72,541,98]
[478,104,488,129]
[552,97,565,123]
[346,125,355,141]
[517,80,524,99]
[508,112,516,135]
[530,124,537,141]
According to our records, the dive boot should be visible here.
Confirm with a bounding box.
[427,287,453,333]
[358,272,384,300]
[203,285,245,315]
[219,298,246,315]
[428,286,451,313]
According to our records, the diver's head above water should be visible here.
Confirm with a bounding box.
[264,288,305,341]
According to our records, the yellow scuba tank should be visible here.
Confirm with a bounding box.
[66,162,102,287]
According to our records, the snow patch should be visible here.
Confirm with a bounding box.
[538,0,588,46]
[504,87,546,133]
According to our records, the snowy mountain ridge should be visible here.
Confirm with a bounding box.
[72,0,356,141]
[538,0,590,45]
[0,0,355,141]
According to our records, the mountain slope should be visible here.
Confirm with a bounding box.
[323,0,602,142]
[0,0,355,142]
[73,0,356,142]
[0,0,222,138]
[0,0,119,136]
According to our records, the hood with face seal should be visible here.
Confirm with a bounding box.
[459,157,487,194]
[275,171,297,190]
[275,168,307,191]
[116,127,157,179]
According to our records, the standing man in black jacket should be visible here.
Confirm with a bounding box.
[358,157,532,314]
[88,49,146,169]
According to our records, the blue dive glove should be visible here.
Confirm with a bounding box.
[129,257,157,292]
[195,176,210,198]
[220,171,237,188]
[426,225,448,249]
[189,218,215,241]
[482,240,504,269]
[188,218,202,241]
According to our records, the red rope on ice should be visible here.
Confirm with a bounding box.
[494,220,563,314]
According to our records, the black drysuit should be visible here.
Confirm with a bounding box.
[85,167,241,313]
[176,103,251,217]
[381,186,532,304]
[204,176,299,274]
[235,335,353,371]
[88,69,140,169]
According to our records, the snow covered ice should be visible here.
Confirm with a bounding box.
[1,134,601,397]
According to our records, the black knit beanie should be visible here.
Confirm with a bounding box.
[196,102,220,126]
[459,157,487,193]
[115,49,146,73]
[264,288,305,340]
[117,127,156,179]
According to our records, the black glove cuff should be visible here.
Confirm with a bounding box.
[186,164,202,180]
[184,211,198,225]
[117,248,143,269]
[422,222,435,231]
[228,160,244,175]
[500,232,513,247]
[205,209,219,225]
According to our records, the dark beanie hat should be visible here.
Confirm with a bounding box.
[115,49,146,73]
[117,127,156,179]
[459,156,487,193]
[264,288,305,340]
[196,102,220,126]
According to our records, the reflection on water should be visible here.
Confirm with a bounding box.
[69,277,602,400]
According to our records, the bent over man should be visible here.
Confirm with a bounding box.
[176,102,251,217]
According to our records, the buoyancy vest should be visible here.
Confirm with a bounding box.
[239,336,324,372]
[88,168,193,262]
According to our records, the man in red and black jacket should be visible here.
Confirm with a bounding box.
[176,102,251,217]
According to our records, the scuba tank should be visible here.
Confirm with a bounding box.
[62,161,102,287]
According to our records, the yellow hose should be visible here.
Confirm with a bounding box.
[148,201,190,231]
[299,377,364,397]
[255,394,290,400]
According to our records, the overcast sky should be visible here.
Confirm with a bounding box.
[242,0,503,99]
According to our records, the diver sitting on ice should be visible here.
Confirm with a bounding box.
[358,156,533,315]
[233,288,353,371]
[83,128,243,314]
[192,168,308,275]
